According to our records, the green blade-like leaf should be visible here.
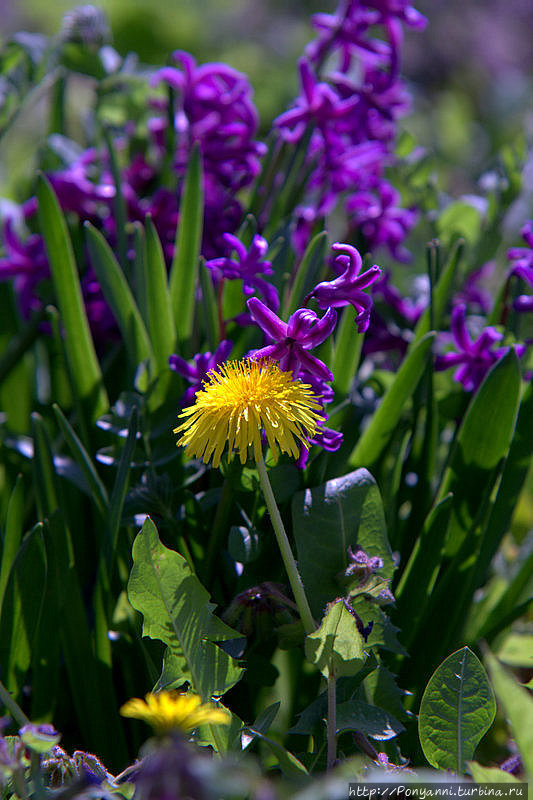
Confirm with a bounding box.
[144,216,177,371]
[418,646,496,773]
[414,239,464,341]
[0,523,46,694]
[31,412,60,520]
[283,231,328,318]
[485,649,533,779]
[305,599,365,678]
[348,332,435,468]
[240,728,308,777]
[0,475,24,611]
[36,174,108,421]
[438,347,521,558]
[84,222,154,370]
[53,404,108,517]
[169,144,204,347]
[332,307,364,395]
[127,517,243,701]
[292,468,393,619]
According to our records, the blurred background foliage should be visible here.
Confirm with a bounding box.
[2,0,533,197]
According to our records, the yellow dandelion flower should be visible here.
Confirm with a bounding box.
[120,691,230,735]
[173,359,324,467]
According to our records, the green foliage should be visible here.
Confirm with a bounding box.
[418,647,496,773]
[127,516,244,702]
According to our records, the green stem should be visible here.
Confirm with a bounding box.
[0,679,30,727]
[255,453,315,635]
[326,665,337,770]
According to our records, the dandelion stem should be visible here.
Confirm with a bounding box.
[255,453,315,635]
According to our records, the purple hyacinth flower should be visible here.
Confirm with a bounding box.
[247,297,336,382]
[434,304,515,392]
[205,233,280,312]
[306,242,381,332]
[508,221,533,313]
[169,340,233,406]
[274,59,359,143]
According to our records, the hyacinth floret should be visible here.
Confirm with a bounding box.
[205,233,280,312]
[508,221,533,313]
[174,359,324,468]
[169,339,234,406]
[434,304,522,392]
[247,296,336,381]
[306,242,381,332]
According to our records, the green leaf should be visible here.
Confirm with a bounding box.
[143,216,177,372]
[53,404,108,517]
[333,307,364,395]
[437,201,482,243]
[419,646,496,773]
[0,523,47,694]
[127,517,244,701]
[348,332,435,468]
[414,240,464,341]
[485,649,533,779]
[292,468,393,619]
[31,412,60,520]
[438,347,521,558]
[0,475,24,611]
[283,231,328,318]
[36,174,108,421]
[467,763,522,784]
[169,144,204,347]
[240,727,308,777]
[85,222,154,370]
[305,599,365,678]
[336,698,404,739]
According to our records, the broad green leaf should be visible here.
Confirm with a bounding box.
[485,649,533,779]
[438,349,521,557]
[128,517,244,701]
[36,174,108,421]
[292,468,393,619]
[305,599,365,678]
[0,475,24,611]
[333,307,364,395]
[336,698,404,739]
[419,647,496,773]
[169,144,204,347]
[144,216,177,372]
[85,222,154,370]
[348,332,435,467]
[467,763,522,784]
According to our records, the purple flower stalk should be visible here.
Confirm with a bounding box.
[306,242,381,332]
[435,304,515,392]
[246,297,336,382]
[169,340,233,406]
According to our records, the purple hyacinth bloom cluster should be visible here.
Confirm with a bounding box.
[169,340,233,407]
[150,51,266,258]
[274,0,423,258]
[434,304,518,392]
[507,221,533,313]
